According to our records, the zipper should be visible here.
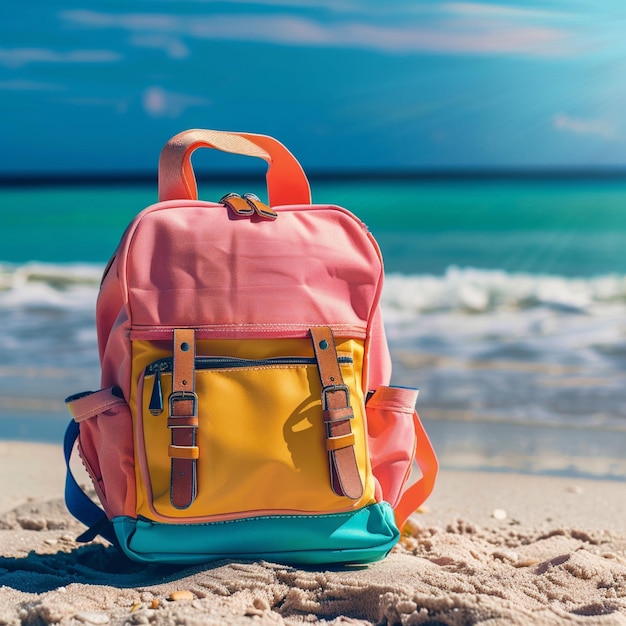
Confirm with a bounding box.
[146,355,354,416]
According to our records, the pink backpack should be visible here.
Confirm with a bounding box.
[64,129,438,565]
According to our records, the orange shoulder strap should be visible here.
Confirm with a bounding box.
[393,411,439,529]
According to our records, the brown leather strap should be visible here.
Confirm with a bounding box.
[310,327,363,500]
[168,328,198,509]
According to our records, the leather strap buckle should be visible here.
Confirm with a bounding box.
[321,384,350,411]
[168,390,198,418]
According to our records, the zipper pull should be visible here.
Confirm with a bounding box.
[243,193,278,220]
[149,368,164,416]
[220,192,255,217]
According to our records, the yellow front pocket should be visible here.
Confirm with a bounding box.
[138,352,375,520]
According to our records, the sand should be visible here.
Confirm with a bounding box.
[1,441,625,625]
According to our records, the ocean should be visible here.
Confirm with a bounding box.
[1,177,625,479]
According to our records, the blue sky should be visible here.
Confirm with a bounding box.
[2,1,626,175]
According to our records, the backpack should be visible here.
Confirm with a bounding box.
[63,129,438,565]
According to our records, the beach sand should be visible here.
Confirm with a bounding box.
[1,441,625,625]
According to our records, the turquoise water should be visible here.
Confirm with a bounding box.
[2,178,626,275]
[1,177,626,478]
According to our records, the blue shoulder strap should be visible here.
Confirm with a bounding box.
[63,420,117,545]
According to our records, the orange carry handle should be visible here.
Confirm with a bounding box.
[393,410,439,530]
[158,129,312,207]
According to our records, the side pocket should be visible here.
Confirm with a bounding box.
[366,386,418,509]
[65,387,135,519]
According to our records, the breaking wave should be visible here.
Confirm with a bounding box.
[382,266,626,315]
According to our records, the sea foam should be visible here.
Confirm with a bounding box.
[382,266,626,315]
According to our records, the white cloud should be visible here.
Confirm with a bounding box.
[442,2,565,20]
[61,9,573,57]
[142,86,212,118]
[335,21,567,56]
[61,10,177,31]
[553,114,617,140]
[0,47,122,68]
[182,0,361,9]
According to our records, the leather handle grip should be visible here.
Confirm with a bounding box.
[158,129,311,206]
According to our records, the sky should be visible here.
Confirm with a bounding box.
[2,1,626,176]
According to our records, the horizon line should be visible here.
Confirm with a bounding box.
[4,166,626,187]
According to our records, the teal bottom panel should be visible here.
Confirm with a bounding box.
[112,503,400,565]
